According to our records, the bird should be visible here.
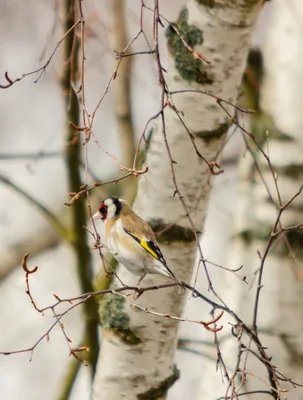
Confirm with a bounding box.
[92,196,183,289]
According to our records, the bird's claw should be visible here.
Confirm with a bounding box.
[133,287,144,300]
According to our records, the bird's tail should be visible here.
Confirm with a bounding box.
[157,263,184,289]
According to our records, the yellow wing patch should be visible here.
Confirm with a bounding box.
[139,240,159,259]
[123,227,181,284]
[123,228,165,263]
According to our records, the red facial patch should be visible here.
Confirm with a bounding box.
[99,202,108,220]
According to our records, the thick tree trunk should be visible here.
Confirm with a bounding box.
[92,1,262,398]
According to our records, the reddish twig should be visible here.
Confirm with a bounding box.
[64,167,148,206]
[132,304,224,332]
[22,253,40,313]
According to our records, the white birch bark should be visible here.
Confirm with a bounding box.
[198,1,303,398]
[92,1,262,399]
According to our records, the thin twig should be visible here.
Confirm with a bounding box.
[0,18,81,89]
[132,304,224,332]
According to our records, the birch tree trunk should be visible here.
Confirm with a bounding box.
[198,1,303,398]
[92,1,262,398]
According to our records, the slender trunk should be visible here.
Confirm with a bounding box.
[61,0,99,375]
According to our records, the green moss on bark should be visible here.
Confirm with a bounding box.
[100,296,141,344]
[166,7,210,83]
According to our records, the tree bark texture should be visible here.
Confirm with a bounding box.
[93,1,262,398]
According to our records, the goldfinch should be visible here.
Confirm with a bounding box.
[93,197,182,287]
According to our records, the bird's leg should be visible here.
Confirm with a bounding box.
[136,273,146,287]
[133,273,146,300]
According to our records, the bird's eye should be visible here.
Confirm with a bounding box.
[99,205,107,215]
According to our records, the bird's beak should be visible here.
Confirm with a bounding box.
[92,211,101,221]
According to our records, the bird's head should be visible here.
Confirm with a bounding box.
[93,197,124,222]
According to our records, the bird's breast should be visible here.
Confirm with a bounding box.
[106,219,147,276]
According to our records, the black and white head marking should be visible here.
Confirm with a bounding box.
[99,197,124,221]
